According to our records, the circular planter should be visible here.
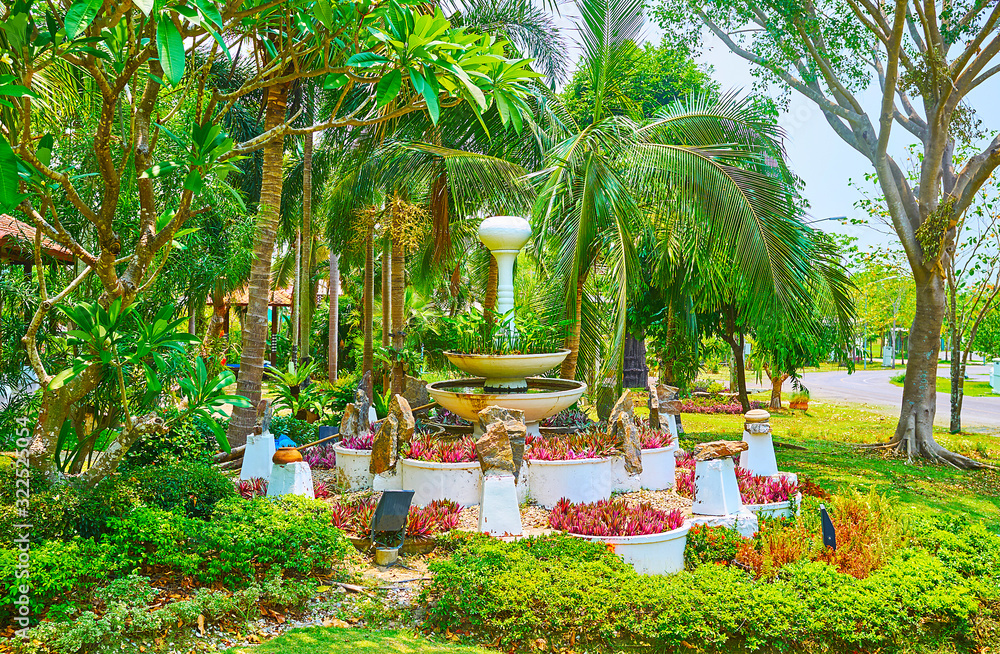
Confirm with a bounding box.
[525,457,613,509]
[567,522,691,575]
[639,445,678,491]
[444,350,570,390]
[745,492,802,519]
[333,445,373,491]
[401,458,482,507]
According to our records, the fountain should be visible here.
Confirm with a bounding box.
[427,216,588,436]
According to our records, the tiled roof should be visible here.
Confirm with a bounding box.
[207,285,293,306]
[0,214,74,263]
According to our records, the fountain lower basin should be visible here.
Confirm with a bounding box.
[427,377,587,435]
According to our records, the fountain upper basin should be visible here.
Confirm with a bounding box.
[427,377,587,430]
[444,350,569,390]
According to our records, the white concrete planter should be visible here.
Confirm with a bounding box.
[568,522,691,575]
[610,455,640,493]
[525,457,613,509]
[333,445,373,491]
[639,445,677,491]
[745,492,802,519]
[401,458,482,507]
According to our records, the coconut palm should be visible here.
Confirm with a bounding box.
[530,0,816,384]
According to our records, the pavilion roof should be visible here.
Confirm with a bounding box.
[207,285,293,307]
[0,214,74,264]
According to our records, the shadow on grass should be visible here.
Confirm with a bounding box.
[223,628,490,654]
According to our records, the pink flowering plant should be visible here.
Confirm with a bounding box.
[339,425,377,450]
[524,430,618,461]
[329,494,461,537]
[549,498,685,536]
[679,398,767,414]
[303,444,338,469]
[404,434,477,463]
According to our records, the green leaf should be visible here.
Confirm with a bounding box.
[36,134,54,167]
[133,0,154,16]
[408,67,425,95]
[324,73,349,89]
[375,69,402,107]
[315,0,333,29]
[194,0,222,27]
[156,15,186,86]
[0,135,26,213]
[64,0,102,39]
[346,52,389,68]
[141,161,184,178]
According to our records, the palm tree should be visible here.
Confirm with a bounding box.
[531,0,816,385]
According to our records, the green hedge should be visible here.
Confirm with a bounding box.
[421,526,1000,653]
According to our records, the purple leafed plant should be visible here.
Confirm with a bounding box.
[737,469,799,505]
[314,482,331,499]
[330,494,463,536]
[638,423,674,450]
[524,430,618,461]
[404,434,477,463]
[303,444,338,469]
[237,477,268,499]
[540,408,592,429]
[678,398,768,414]
[340,425,377,451]
[549,498,685,536]
[429,408,471,426]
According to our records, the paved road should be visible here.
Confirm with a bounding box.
[799,365,1000,431]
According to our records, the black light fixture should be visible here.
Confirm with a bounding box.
[820,504,836,550]
[371,490,415,551]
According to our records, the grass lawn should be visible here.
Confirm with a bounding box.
[681,397,1000,528]
[222,628,491,654]
[888,375,999,397]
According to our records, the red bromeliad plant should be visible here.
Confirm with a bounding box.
[329,495,462,537]
[303,444,338,469]
[524,431,618,461]
[549,498,685,536]
[638,424,674,450]
[737,469,799,505]
[340,426,377,451]
[404,434,477,463]
[314,482,331,499]
[237,477,268,499]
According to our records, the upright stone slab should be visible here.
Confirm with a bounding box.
[647,380,661,430]
[476,406,525,537]
[369,395,415,475]
[613,412,643,475]
[403,374,430,408]
[740,409,778,477]
[477,406,526,481]
[340,403,364,440]
[607,390,634,426]
[268,461,315,498]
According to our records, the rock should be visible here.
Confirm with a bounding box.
[368,395,415,475]
[353,387,371,432]
[661,399,682,415]
[612,412,642,476]
[402,374,430,408]
[369,414,399,475]
[340,403,363,439]
[608,390,633,426]
[646,381,661,429]
[694,440,749,461]
[475,421,515,475]
[477,406,527,480]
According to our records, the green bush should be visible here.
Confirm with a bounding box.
[73,475,142,539]
[130,462,235,518]
[0,539,116,623]
[118,409,216,471]
[12,575,315,654]
[420,531,999,653]
[104,496,355,585]
[0,469,79,543]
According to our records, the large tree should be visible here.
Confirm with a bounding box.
[655,0,1000,466]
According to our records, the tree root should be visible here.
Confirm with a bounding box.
[856,434,995,470]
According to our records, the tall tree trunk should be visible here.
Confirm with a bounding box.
[560,269,588,379]
[328,251,340,381]
[227,83,289,448]
[765,365,789,410]
[300,127,313,360]
[723,335,750,412]
[390,211,406,395]
[889,274,969,463]
[363,224,374,395]
[484,252,498,326]
[948,274,963,433]
[202,279,228,355]
[291,226,300,363]
[381,239,390,391]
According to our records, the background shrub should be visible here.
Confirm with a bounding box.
[130,462,235,518]
[118,409,216,471]
[270,415,318,445]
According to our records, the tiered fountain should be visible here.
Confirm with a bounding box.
[427,216,588,435]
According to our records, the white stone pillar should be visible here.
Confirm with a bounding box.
[739,409,778,477]
[267,461,315,498]
[240,429,276,481]
[478,474,523,537]
[692,458,743,516]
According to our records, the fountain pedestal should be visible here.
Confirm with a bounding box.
[478,474,523,537]
[241,430,276,481]
[267,461,315,498]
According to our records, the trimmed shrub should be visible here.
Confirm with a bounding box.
[103,496,355,585]
[118,409,215,471]
[130,462,235,518]
[420,530,999,653]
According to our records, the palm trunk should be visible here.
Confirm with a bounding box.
[291,226,300,362]
[381,239,390,390]
[328,251,340,381]
[300,127,313,359]
[560,269,588,379]
[390,212,406,395]
[484,253,498,326]
[227,83,289,448]
[363,224,374,394]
